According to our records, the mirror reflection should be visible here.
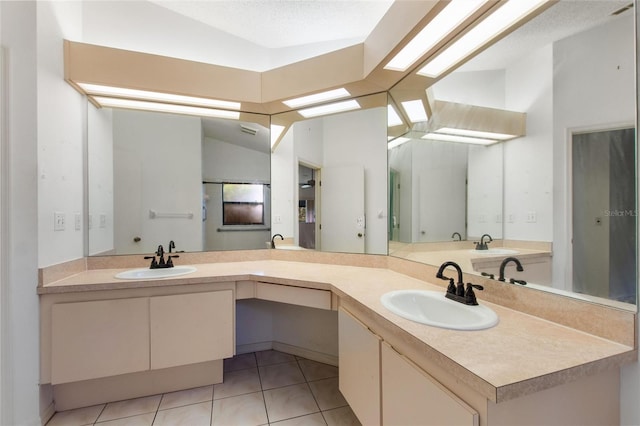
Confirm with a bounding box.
[88,106,271,256]
[388,0,636,305]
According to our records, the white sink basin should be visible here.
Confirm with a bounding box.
[469,248,518,256]
[115,266,197,280]
[380,290,499,331]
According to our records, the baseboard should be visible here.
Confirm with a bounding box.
[41,402,55,426]
[272,341,338,366]
[236,341,273,354]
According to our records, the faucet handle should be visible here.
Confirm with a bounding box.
[144,255,158,269]
[509,278,527,286]
[464,283,484,305]
[166,255,179,267]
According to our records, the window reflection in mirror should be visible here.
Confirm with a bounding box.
[388,1,636,307]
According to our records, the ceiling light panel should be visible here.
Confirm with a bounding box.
[401,100,429,123]
[387,105,403,127]
[298,99,361,118]
[385,0,488,72]
[436,127,515,140]
[283,88,351,108]
[93,97,240,120]
[422,132,496,145]
[78,83,241,110]
[388,137,411,149]
[271,124,286,148]
[418,0,549,78]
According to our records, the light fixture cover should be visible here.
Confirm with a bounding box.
[422,132,496,145]
[401,100,429,123]
[298,99,361,118]
[388,137,412,149]
[283,88,351,108]
[92,97,240,120]
[436,127,515,140]
[387,104,404,127]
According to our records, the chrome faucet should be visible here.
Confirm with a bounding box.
[271,234,284,249]
[451,232,462,241]
[436,261,484,305]
[498,257,525,284]
[474,234,493,250]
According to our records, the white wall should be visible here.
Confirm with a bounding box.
[271,127,296,238]
[387,141,412,242]
[87,104,113,255]
[432,69,505,108]
[467,143,503,239]
[113,110,203,254]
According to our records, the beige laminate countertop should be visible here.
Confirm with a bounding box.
[38,260,636,403]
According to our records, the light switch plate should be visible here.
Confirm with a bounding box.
[54,212,65,231]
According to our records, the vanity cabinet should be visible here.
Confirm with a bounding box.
[381,341,478,426]
[51,298,149,384]
[150,290,233,369]
[338,307,381,426]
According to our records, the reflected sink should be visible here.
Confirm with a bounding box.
[115,266,197,280]
[380,290,499,331]
[469,248,518,255]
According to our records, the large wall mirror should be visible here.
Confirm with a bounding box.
[87,106,271,256]
[388,0,637,307]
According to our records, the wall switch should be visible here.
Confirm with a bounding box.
[74,213,81,231]
[99,214,107,229]
[274,215,282,224]
[495,214,503,223]
[526,211,537,223]
[54,212,65,231]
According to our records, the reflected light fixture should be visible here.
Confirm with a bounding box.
[388,137,411,149]
[422,133,496,145]
[388,105,403,127]
[436,127,514,140]
[271,124,286,148]
[401,100,429,123]
[298,99,360,118]
[77,83,241,110]
[92,97,240,120]
[418,0,549,78]
[385,0,487,72]
[283,88,351,108]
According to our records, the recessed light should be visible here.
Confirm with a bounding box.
[422,133,496,145]
[78,83,241,110]
[283,88,351,108]
[418,0,549,78]
[401,100,429,123]
[385,0,487,72]
[298,99,361,118]
[92,97,240,120]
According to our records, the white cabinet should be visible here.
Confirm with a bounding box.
[51,298,149,384]
[338,308,381,426]
[150,290,234,369]
[382,342,478,426]
[256,282,332,310]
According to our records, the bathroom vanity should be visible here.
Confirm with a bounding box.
[38,251,636,425]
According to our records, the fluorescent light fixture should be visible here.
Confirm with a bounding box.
[388,137,411,149]
[298,99,360,118]
[436,127,515,140]
[385,0,487,71]
[418,0,548,78]
[283,88,351,108]
[401,100,429,123]
[422,133,496,145]
[78,83,241,110]
[92,97,240,120]
[388,105,403,127]
[271,124,286,148]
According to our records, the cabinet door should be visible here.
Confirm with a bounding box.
[150,291,233,370]
[51,298,150,384]
[382,342,478,426]
[338,308,381,426]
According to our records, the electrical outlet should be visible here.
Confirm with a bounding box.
[526,211,537,223]
[99,214,107,229]
[74,213,81,231]
[508,213,516,223]
[274,215,282,224]
[54,212,65,231]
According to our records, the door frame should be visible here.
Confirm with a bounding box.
[296,158,321,250]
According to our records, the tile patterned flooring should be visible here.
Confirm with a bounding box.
[46,350,361,426]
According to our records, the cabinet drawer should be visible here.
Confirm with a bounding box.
[51,298,149,384]
[256,282,331,310]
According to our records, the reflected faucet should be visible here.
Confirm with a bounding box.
[143,244,179,269]
[271,234,284,249]
[498,257,524,283]
[451,232,462,241]
[168,240,175,253]
[474,234,493,250]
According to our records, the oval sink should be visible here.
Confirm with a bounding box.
[380,290,499,331]
[115,266,197,280]
[469,248,518,255]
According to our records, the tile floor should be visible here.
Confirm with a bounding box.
[46,350,361,426]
